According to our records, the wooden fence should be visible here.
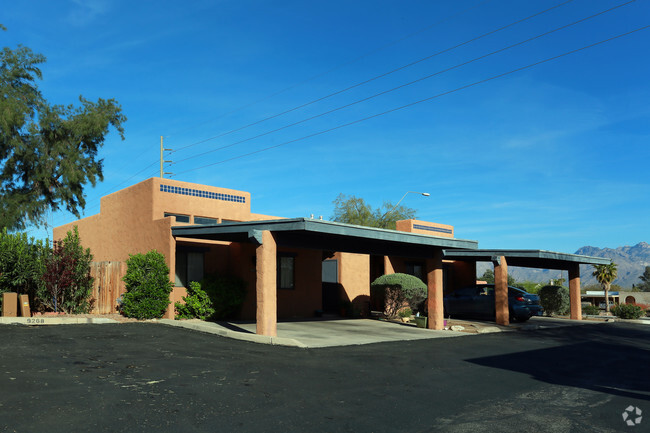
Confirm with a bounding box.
[89,261,126,314]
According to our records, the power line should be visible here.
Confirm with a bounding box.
[164,0,495,140]
[171,0,576,154]
[174,24,650,176]
[172,0,634,166]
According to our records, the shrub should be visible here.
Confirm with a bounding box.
[371,273,427,318]
[398,307,412,318]
[0,229,49,311]
[611,303,644,320]
[39,227,94,313]
[121,250,173,319]
[538,285,570,316]
[201,274,247,320]
[582,304,600,316]
[175,281,215,320]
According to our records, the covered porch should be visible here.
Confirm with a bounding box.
[172,218,478,336]
[442,250,612,326]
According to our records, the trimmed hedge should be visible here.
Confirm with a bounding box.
[121,250,173,319]
[611,303,644,320]
[371,273,426,318]
[538,285,569,316]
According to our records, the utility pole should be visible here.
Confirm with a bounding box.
[160,136,173,178]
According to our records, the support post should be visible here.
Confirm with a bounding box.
[493,256,509,326]
[255,230,277,336]
[569,263,582,320]
[426,249,444,330]
[383,256,395,275]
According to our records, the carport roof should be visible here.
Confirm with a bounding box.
[172,217,478,257]
[442,249,611,269]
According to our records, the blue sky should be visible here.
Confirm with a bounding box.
[3,0,649,253]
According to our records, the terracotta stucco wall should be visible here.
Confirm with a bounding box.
[338,252,370,310]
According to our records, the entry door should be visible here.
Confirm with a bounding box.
[322,260,339,313]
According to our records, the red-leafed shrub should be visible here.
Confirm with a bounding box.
[39,227,94,313]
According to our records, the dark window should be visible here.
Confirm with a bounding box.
[278,254,295,290]
[165,212,190,223]
[175,250,204,287]
[194,216,217,225]
[405,262,425,282]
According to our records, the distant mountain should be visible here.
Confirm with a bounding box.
[477,242,650,289]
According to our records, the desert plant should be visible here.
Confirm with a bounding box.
[371,273,427,318]
[538,285,570,316]
[592,263,618,313]
[200,274,247,320]
[398,307,412,318]
[39,227,94,313]
[611,303,644,320]
[175,281,215,320]
[582,304,600,316]
[121,250,173,319]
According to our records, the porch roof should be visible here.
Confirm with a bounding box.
[442,249,611,269]
[172,217,478,257]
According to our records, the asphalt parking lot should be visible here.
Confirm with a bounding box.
[1,321,648,432]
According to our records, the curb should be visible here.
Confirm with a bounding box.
[0,317,118,325]
[155,319,308,348]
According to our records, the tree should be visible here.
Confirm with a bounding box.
[592,263,618,313]
[0,29,126,230]
[331,194,417,230]
[479,268,517,286]
[638,266,650,292]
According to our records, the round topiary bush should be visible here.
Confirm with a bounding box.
[371,273,426,318]
[121,250,173,319]
[538,285,569,316]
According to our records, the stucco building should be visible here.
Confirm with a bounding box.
[54,177,609,336]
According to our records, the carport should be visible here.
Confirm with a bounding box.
[172,218,478,337]
[442,250,612,326]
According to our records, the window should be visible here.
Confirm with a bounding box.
[278,254,295,290]
[322,260,338,283]
[194,216,217,225]
[165,212,190,223]
[405,262,424,282]
[175,249,205,287]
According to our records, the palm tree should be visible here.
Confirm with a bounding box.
[592,263,618,313]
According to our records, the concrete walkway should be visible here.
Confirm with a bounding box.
[157,318,468,348]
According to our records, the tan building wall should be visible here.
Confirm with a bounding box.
[396,219,454,238]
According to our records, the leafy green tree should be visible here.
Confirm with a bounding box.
[592,263,618,313]
[638,266,650,292]
[0,29,126,230]
[331,194,417,230]
[479,269,517,286]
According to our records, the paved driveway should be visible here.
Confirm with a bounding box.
[1,321,648,432]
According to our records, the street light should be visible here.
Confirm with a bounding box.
[383,191,430,220]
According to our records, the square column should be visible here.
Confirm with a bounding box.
[426,249,444,330]
[255,230,277,337]
[383,256,395,275]
[569,264,582,320]
[493,256,509,326]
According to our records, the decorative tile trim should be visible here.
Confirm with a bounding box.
[160,184,246,203]
[413,224,453,234]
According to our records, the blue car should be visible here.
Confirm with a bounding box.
[443,284,543,322]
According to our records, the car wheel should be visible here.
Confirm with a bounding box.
[517,315,531,322]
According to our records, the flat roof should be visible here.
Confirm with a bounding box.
[443,249,611,269]
[172,218,478,257]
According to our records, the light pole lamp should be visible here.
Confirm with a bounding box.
[383,191,430,221]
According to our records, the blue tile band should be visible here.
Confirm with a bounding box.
[160,184,246,203]
[413,224,453,234]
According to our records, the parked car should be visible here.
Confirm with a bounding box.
[443,284,543,322]
[599,301,616,310]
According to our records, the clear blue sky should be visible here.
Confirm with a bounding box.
[4,0,649,253]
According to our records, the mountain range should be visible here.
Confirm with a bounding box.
[477,242,650,289]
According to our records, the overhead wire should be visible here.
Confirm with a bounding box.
[171,0,577,154]
[173,24,650,176]
[171,0,635,167]
[164,0,495,140]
